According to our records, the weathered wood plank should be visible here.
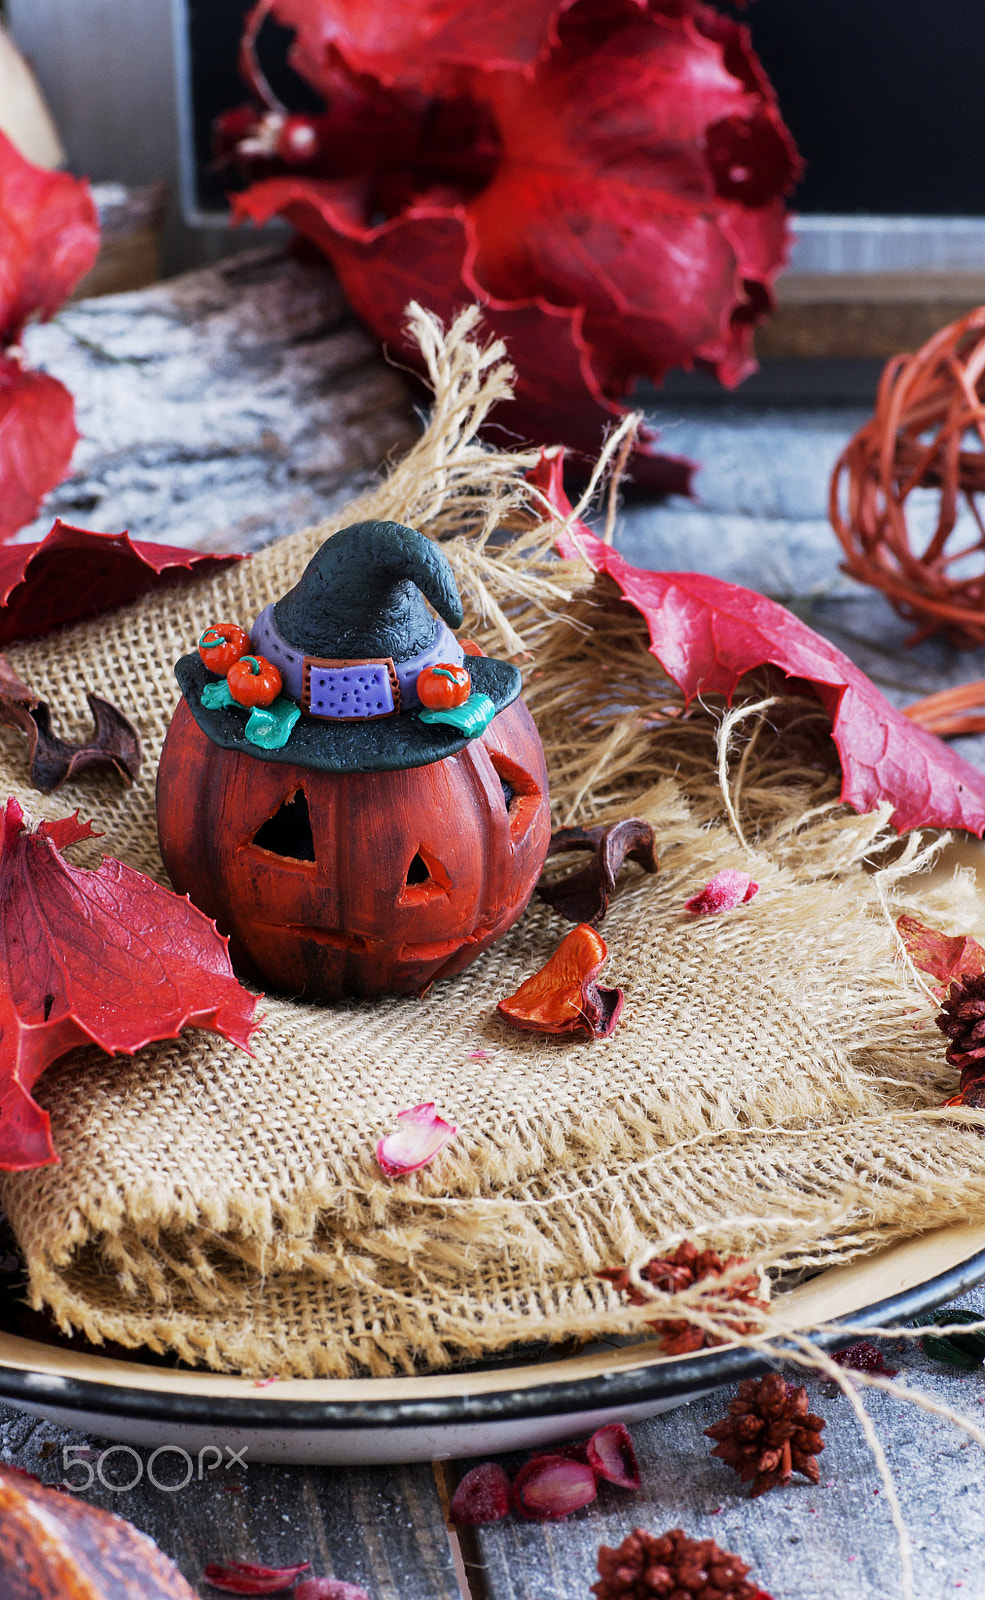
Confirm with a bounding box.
[18,243,417,554]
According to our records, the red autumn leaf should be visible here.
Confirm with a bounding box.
[0,130,99,344]
[233,0,797,483]
[0,796,259,1171]
[0,361,78,543]
[202,1561,311,1594]
[896,914,985,998]
[0,130,99,542]
[497,922,623,1039]
[556,519,985,838]
[0,519,242,646]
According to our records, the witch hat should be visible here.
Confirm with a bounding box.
[174,521,522,773]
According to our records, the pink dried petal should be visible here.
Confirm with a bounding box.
[203,1560,310,1593]
[553,1440,591,1466]
[294,1582,374,1600]
[449,1462,512,1525]
[832,1341,898,1377]
[512,1454,597,1520]
[684,868,759,916]
[375,1102,456,1176]
[586,1423,641,1490]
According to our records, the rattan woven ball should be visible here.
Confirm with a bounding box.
[830,306,985,646]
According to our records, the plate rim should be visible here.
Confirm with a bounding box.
[3,1242,984,1431]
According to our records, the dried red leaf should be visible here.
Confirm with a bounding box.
[831,1341,898,1378]
[586,1423,641,1490]
[0,655,140,794]
[234,0,797,482]
[896,914,985,999]
[203,1561,310,1594]
[0,131,99,344]
[497,922,623,1039]
[537,818,658,924]
[684,868,758,916]
[0,519,242,646]
[293,1582,374,1600]
[0,796,259,1170]
[513,1453,597,1520]
[449,1462,512,1525]
[0,1464,198,1597]
[0,361,78,543]
[0,132,99,542]
[558,521,985,837]
[375,1102,457,1176]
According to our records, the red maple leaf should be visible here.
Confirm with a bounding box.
[0,130,99,541]
[0,797,259,1171]
[0,519,243,646]
[0,362,78,543]
[529,453,985,836]
[232,0,798,484]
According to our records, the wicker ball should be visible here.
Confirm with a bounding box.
[830,306,985,646]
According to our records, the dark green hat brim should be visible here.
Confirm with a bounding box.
[174,654,523,774]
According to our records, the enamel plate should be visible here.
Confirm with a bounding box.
[1,1222,983,1464]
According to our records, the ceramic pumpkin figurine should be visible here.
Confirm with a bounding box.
[156,520,551,1000]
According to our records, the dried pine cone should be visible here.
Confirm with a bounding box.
[704,1372,825,1497]
[937,974,985,1105]
[592,1526,773,1600]
[598,1241,767,1355]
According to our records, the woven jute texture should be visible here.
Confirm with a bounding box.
[2,308,984,1378]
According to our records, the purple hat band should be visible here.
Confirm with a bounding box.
[250,603,466,719]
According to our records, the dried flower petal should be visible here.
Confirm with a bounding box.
[586,1423,640,1490]
[294,1582,374,1600]
[684,869,758,916]
[512,1454,597,1520]
[202,1561,310,1594]
[449,1462,512,1525]
[537,818,659,925]
[831,1340,898,1377]
[497,923,623,1040]
[375,1102,456,1176]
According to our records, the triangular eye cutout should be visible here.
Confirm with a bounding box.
[251,790,316,861]
[398,846,452,904]
[405,852,431,885]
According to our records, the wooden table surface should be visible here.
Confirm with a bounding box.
[4,247,985,1600]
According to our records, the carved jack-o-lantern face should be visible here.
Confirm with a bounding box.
[156,697,551,999]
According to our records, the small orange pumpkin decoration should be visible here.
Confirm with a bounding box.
[157,521,551,1000]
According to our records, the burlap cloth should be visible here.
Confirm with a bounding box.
[2,310,984,1378]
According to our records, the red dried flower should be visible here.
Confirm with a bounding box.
[831,1340,898,1378]
[592,1526,772,1600]
[599,1240,767,1355]
[704,1372,825,1498]
[497,922,623,1039]
[230,0,799,486]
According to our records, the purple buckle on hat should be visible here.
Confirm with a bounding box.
[303,657,399,720]
[250,602,467,720]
